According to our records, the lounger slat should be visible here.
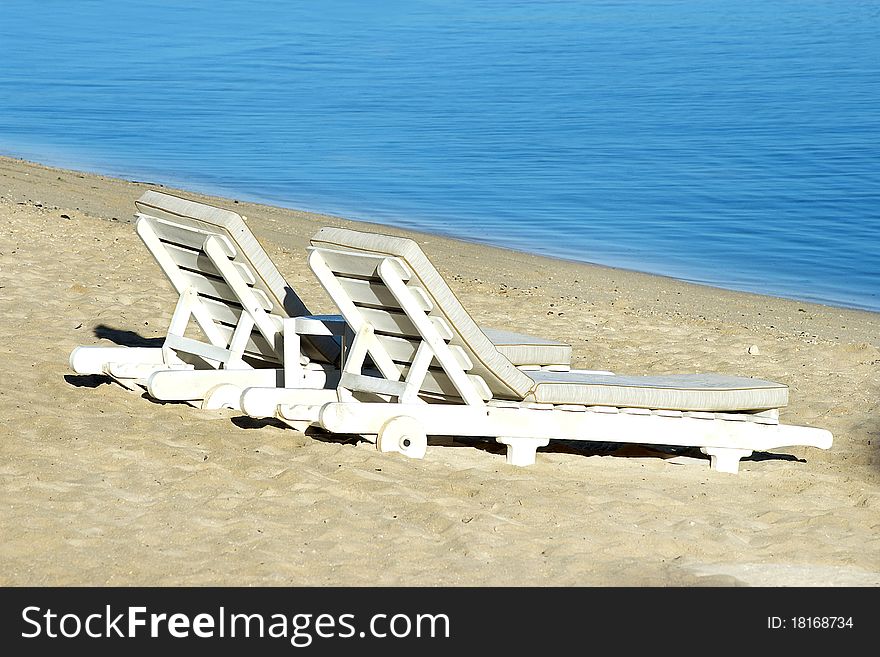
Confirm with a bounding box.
[164,334,234,366]
[209,323,281,361]
[356,307,452,341]
[312,248,411,281]
[355,307,415,336]
[195,297,284,333]
[415,369,491,401]
[337,275,405,310]
[164,243,257,285]
[177,269,273,310]
[196,296,244,326]
[198,297,282,334]
[340,372,409,398]
[140,215,236,257]
[343,368,490,401]
[336,275,433,312]
[373,334,472,371]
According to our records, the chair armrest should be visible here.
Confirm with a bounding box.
[290,314,346,336]
[282,315,348,387]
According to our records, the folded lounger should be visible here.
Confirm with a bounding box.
[266,226,833,474]
[69,191,574,410]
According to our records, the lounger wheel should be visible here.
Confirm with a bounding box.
[377,416,428,459]
[202,383,243,410]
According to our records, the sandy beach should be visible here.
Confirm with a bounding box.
[1,154,878,587]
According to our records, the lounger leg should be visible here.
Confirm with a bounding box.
[497,437,550,467]
[701,447,753,474]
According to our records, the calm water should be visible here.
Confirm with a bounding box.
[2,1,878,312]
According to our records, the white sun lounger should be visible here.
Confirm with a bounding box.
[70,191,575,410]
[262,226,832,474]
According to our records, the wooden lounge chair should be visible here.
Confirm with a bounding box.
[262,226,833,474]
[70,191,574,410]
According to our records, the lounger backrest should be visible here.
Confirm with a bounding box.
[134,191,338,365]
[309,227,534,401]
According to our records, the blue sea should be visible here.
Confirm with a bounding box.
[1,1,878,312]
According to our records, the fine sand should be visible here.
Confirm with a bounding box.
[1,155,878,586]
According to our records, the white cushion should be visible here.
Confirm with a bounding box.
[526,371,788,411]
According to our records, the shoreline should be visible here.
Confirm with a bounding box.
[1,154,879,586]
[3,154,878,342]
[3,152,877,318]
